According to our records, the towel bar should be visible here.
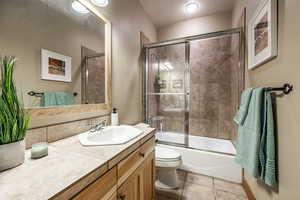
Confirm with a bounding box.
[28,91,78,97]
[266,83,293,95]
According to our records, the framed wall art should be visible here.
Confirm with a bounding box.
[41,49,72,82]
[248,0,278,69]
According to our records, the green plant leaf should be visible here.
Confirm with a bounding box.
[0,56,30,145]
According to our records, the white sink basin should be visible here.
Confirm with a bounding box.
[78,125,143,146]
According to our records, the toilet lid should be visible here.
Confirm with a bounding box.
[155,146,181,161]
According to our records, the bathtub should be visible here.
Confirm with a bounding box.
[156,132,242,183]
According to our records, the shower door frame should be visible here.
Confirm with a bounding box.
[144,28,244,148]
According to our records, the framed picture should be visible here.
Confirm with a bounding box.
[248,0,277,69]
[41,49,72,82]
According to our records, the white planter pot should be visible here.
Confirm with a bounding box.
[0,140,25,172]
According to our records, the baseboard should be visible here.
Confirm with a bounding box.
[242,179,256,200]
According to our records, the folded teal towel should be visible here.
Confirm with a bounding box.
[40,92,56,107]
[234,88,254,125]
[41,92,75,107]
[259,91,276,186]
[54,92,75,106]
[235,87,264,178]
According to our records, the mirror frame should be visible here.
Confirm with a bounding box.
[27,0,112,129]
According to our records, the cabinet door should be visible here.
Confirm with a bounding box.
[140,152,155,200]
[72,167,117,200]
[108,192,117,200]
[118,172,140,200]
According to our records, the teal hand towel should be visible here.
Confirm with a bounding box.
[259,91,276,186]
[40,92,57,107]
[235,87,264,178]
[234,88,254,125]
[41,92,75,107]
[55,92,75,106]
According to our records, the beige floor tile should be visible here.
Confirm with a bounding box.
[214,178,247,197]
[186,172,213,188]
[182,183,215,200]
[177,169,187,182]
[156,193,181,200]
[215,190,248,200]
[156,181,184,200]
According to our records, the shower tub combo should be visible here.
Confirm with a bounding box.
[144,28,244,183]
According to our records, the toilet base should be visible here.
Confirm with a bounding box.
[156,167,179,190]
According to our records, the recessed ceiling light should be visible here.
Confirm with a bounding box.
[185,1,200,14]
[71,1,89,14]
[91,0,109,7]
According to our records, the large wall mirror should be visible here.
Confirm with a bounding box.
[0,0,111,127]
[0,0,111,109]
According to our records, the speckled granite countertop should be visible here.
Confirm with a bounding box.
[0,127,155,200]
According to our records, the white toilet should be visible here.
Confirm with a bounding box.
[155,146,182,189]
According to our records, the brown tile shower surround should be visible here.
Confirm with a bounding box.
[148,43,187,134]
[189,36,236,140]
[148,35,242,140]
[230,34,243,142]
[156,170,248,200]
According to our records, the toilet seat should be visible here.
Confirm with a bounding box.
[155,146,181,161]
[155,146,182,168]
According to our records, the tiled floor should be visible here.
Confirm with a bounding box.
[156,170,248,200]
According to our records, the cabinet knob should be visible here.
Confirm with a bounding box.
[139,152,145,158]
[118,194,126,200]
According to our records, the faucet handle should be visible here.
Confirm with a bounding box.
[101,120,107,126]
[147,115,153,124]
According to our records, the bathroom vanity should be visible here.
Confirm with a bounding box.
[70,131,155,200]
[0,127,155,200]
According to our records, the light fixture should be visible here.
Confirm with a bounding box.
[91,0,109,7]
[72,1,89,14]
[185,1,200,14]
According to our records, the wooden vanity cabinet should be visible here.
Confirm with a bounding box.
[117,151,155,200]
[69,136,155,200]
[139,152,155,200]
[72,167,117,200]
[117,169,140,200]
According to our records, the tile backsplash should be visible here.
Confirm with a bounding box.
[25,115,110,149]
[25,128,47,149]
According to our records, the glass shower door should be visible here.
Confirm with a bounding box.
[146,43,189,146]
[144,28,243,154]
[188,33,242,144]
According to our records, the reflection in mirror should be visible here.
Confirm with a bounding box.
[0,0,106,108]
[81,47,105,104]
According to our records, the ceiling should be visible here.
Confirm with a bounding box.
[139,0,236,28]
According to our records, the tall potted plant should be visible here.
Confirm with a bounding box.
[0,56,30,171]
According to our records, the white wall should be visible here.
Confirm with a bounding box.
[158,12,232,41]
[95,0,157,124]
[232,0,300,199]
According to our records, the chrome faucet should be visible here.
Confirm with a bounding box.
[147,115,153,125]
[90,120,107,133]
